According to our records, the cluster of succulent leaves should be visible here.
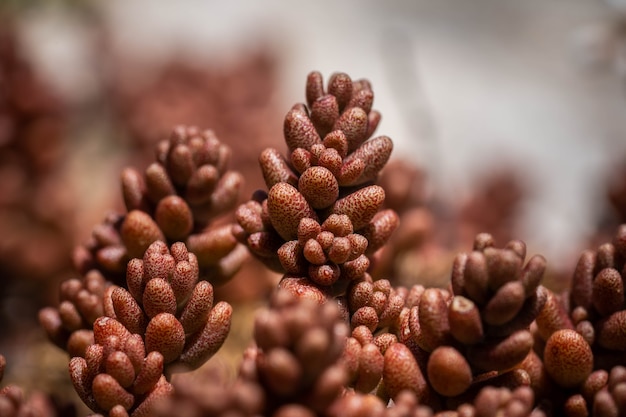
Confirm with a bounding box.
[2,71,626,417]
[37,126,243,416]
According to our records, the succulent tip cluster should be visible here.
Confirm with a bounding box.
[234,71,398,300]
[519,224,626,415]
[37,126,244,416]
[242,289,349,414]
[158,289,349,417]
[105,240,232,370]
[39,269,111,357]
[48,239,230,416]
[69,317,173,417]
[75,125,247,286]
[335,233,548,410]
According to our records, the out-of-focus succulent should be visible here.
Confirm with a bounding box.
[242,289,349,414]
[0,18,73,345]
[109,51,280,178]
[549,365,626,417]
[157,289,349,417]
[234,71,398,300]
[457,170,526,249]
[604,160,626,230]
[38,269,110,358]
[527,224,626,415]
[0,353,75,417]
[372,233,548,405]
[327,385,540,417]
[586,365,626,417]
[76,125,247,287]
[154,361,264,417]
[568,225,626,358]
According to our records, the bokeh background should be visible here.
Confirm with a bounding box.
[11,0,626,259]
[2,0,626,412]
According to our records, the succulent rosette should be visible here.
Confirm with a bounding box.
[158,289,349,417]
[75,125,246,286]
[377,234,548,404]
[103,241,232,371]
[341,279,424,396]
[234,71,398,299]
[38,269,111,357]
[65,241,232,416]
[526,224,626,415]
[241,289,349,415]
[69,317,173,417]
[568,225,626,364]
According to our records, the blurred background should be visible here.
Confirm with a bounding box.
[5,0,626,259]
[2,0,626,410]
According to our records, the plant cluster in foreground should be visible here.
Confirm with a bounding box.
[0,70,625,417]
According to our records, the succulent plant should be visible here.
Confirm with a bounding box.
[568,224,626,355]
[49,239,232,416]
[0,354,75,417]
[75,125,247,287]
[4,61,626,417]
[327,385,539,417]
[38,269,110,357]
[104,240,232,371]
[36,124,244,415]
[241,289,349,414]
[68,318,173,416]
[521,224,626,415]
[375,233,548,403]
[158,289,349,417]
[234,71,398,301]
